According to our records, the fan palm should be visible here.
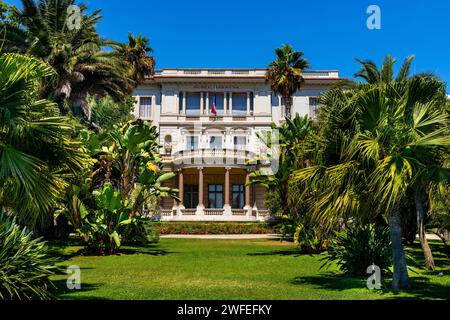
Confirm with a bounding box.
[0,53,91,226]
[290,75,449,289]
[354,54,445,270]
[266,44,309,119]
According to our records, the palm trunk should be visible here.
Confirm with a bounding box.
[284,95,292,119]
[415,188,435,270]
[389,208,411,290]
[438,229,450,245]
[72,94,91,122]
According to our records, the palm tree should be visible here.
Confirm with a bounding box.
[113,33,155,85]
[290,75,449,289]
[354,54,444,270]
[4,0,132,120]
[354,54,415,83]
[266,44,309,119]
[0,53,91,226]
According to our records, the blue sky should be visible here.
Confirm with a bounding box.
[7,0,450,91]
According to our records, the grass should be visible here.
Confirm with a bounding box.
[50,239,450,300]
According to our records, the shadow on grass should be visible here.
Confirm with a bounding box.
[49,243,177,259]
[291,273,450,300]
[50,279,105,300]
[120,244,176,256]
[246,246,318,257]
[406,241,450,270]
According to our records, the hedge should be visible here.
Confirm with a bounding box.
[154,222,278,235]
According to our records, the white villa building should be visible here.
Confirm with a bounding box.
[132,68,343,221]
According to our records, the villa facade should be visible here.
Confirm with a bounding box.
[132,68,343,221]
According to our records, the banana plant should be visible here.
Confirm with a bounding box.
[79,183,133,254]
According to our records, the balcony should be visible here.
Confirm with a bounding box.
[171,148,258,167]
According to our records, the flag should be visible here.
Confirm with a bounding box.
[210,93,217,117]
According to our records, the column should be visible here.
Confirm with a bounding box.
[178,169,184,210]
[246,92,250,116]
[223,92,227,115]
[182,92,186,114]
[223,167,231,215]
[172,175,178,210]
[196,167,204,214]
[229,92,233,116]
[200,92,204,115]
[244,170,251,210]
[252,180,258,218]
[206,92,210,115]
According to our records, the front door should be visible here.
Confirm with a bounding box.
[184,184,199,209]
[208,184,223,208]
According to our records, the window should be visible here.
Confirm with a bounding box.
[208,184,223,208]
[309,97,319,117]
[209,92,224,115]
[271,93,279,107]
[232,184,245,209]
[184,184,198,209]
[309,97,318,106]
[186,136,198,151]
[232,93,247,115]
[234,136,246,151]
[249,92,254,114]
[209,136,222,150]
[139,97,152,118]
[179,92,183,113]
[186,92,201,115]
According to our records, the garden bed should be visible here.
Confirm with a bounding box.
[154,222,278,235]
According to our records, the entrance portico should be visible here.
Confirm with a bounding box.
[160,167,268,221]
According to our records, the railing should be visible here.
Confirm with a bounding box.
[204,209,224,216]
[231,209,246,216]
[173,148,256,165]
[231,70,250,75]
[161,154,173,162]
[181,209,197,215]
[160,209,174,217]
[207,70,226,75]
[152,69,336,78]
[258,209,270,217]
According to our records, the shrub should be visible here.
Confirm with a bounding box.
[321,224,392,276]
[0,216,58,300]
[278,215,326,253]
[155,222,277,235]
[78,184,160,254]
[123,216,160,245]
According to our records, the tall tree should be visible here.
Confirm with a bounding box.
[266,44,309,119]
[290,75,449,289]
[355,54,443,270]
[2,0,132,120]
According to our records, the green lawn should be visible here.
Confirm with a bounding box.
[51,239,450,300]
